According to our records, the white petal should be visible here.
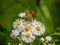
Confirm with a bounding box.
[19,13,25,17]
[21,32,26,36]
[31,36,35,40]
[22,36,28,41]
[29,38,33,42]
[25,39,29,43]
[16,19,19,22]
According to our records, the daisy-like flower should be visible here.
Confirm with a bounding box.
[45,36,52,43]
[13,19,24,29]
[23,25,31,32]
[11,29,19,37]
[29,19,37,26]
[31,22,45,36]
[21,32,35,43]
[19,12,25,17]
[29,19,42,27]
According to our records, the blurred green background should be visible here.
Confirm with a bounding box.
[0,0,60,45]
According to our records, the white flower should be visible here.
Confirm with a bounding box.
[19,12,25,17]
[13,19,24,29]
[45,36,52,43]
[29,19,38,26]
[31,22,45,36]
[11,29,19,37]
[40,37,45,42]
[21,32,35,43]
[23,25,31,32]
[23,21,30,26]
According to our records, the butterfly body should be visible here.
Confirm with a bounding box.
[25,10,34,18]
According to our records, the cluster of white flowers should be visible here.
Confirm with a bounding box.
[10,13,45,43]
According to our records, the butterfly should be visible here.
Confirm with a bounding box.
[25,10,34,18]
[19,10,34,19]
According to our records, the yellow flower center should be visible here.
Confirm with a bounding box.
[17,21,22,26]
[26,33,31,38]
[24,25,31,31]
[36,25,41,31]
